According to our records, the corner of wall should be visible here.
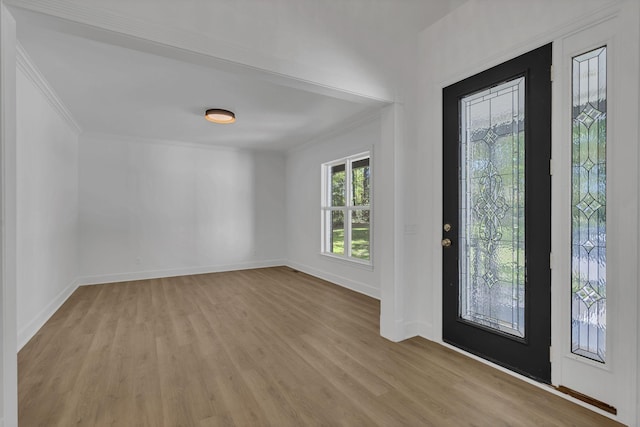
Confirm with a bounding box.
[284,261,380,300]
[16,43,81,135]
[379,316,405,342]
[403,321,433,341]
[16,39,82,354]
[77,259,286,287]
[17,278,79,351]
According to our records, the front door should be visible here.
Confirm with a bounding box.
[442,44,552,383]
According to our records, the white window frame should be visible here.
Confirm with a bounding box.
[321,151,372,265]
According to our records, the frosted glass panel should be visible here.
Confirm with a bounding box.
[571,47,606,363]
[459,77,526,338]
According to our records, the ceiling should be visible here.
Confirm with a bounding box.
[12,3,460,151]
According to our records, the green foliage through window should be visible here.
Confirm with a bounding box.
[323,153,371,263]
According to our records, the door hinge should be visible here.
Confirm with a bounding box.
[549,158,553,176]
[550,64,554,82]
[550,252,553,269]
[550,346,553,362]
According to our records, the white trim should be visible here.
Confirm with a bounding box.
[318,252,373,271]
[17,278,79,351]
[286,260,380,300]
[77,259,286,286]
[4,0,394,104]
[377,103,402,344]
[1,5,19,425]
[81,131,256,153]
[404,320,432,340]
[15,43,81,134]
[287,109,383,155]
[379,316,405,343]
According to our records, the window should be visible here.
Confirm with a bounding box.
[321,152,371,264]
[571,46,607,363]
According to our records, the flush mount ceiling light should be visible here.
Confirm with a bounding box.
[205,108,236,124]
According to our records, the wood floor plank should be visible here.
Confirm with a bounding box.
[19,267,623,426]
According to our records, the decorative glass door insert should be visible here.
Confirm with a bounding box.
[459,77,526,338]
[571,46,607,363]
[443,43,551,382]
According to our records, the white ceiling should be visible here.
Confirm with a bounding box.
[13,3,461,150]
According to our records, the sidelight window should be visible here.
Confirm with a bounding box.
[571,46,607,363]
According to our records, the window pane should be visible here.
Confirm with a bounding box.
[331,164,346,206]
[459,77,526,338]
[352,158,370,206]
[331,210,345,255]
[351,210,370,260]
[571,46,606,363]
[322,153,371,264]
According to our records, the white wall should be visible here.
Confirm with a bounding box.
[16,62,79,350]
[78,133,285,284]
[285,116,382,299]
[409,0,639,424]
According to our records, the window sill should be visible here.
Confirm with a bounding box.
[319,252,374,271]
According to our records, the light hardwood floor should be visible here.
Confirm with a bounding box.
[19,267,622,426]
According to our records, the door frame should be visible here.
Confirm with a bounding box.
[442,43,552,383]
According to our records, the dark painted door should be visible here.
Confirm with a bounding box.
[442,44,552,383]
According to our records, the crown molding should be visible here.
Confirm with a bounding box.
[5,0,394,104]
[16,42,82,134]
[286,107,384,155]
[80,131,258,153]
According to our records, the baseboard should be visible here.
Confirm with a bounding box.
[17,278,80,351]
[77,259,286,286]
[19,259,371,352]
[404,320,432,340]
[285,261,380,299]
[380,316,405,342]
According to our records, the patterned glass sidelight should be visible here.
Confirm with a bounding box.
[571,47,607,363]
[459,77,526,338]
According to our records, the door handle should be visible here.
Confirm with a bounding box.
[441,238,452,247]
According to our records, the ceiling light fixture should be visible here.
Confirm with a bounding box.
[205,108,236,124]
